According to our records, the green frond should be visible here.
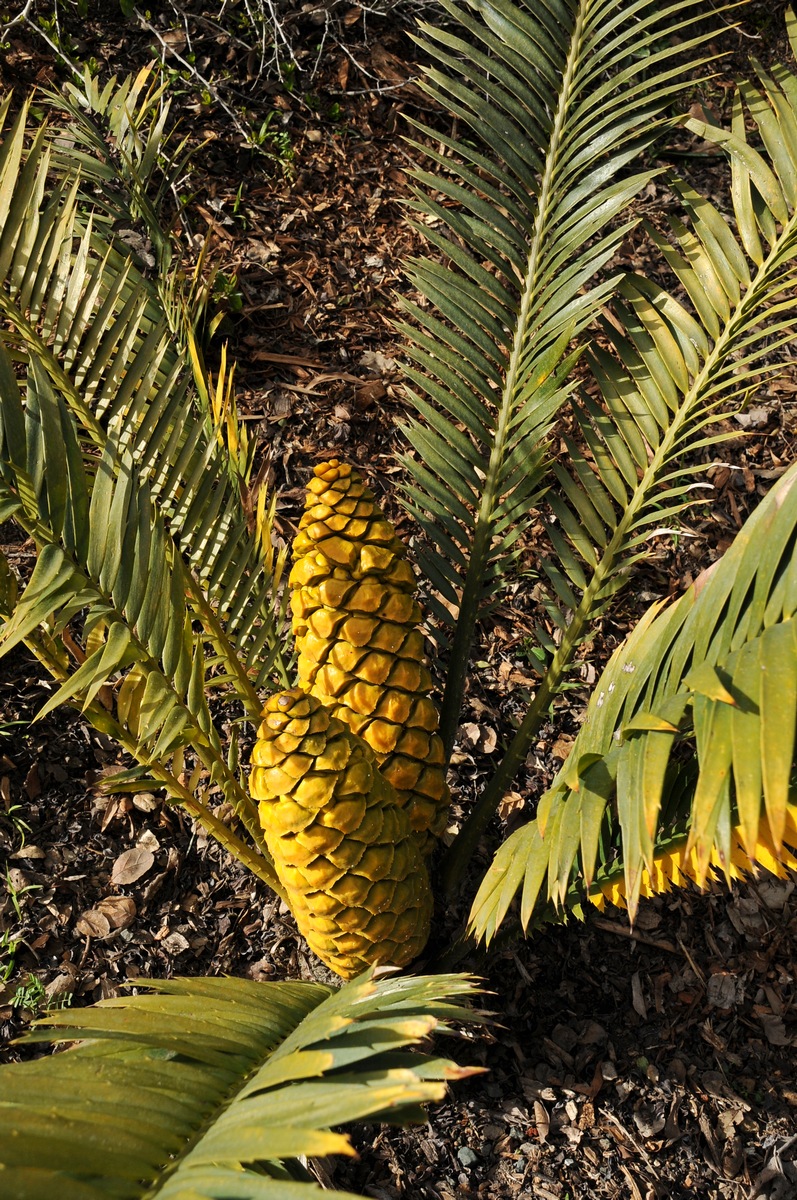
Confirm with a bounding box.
[469,463,797,942]
[397,0,725,753]
[0,341,284,889]
[0,87,290,692]
[447,35,797,892]
[0,969,482,1200]
[42,62,191,275]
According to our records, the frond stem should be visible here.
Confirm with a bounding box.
[7,497,271,874]
[186,575,263,718]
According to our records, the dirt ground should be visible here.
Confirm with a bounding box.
[0,1,796,1197]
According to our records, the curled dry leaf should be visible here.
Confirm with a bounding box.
[23,763,40,799]
[533,1100,550,1143]
[734,406,770,429]
[759,1014,792,1046]
[550,734,575,762]
[44,972,77,1003]
[459,722,498,754]
[160,931,190,956]
[498,791,525,821]
[96,894,137,930]
[706,971,744,1010]
[132,792,159,813]
[359,349,397,375]
[10,845,45,860]
[76,909,111,939]
[631,972,648,1020]
[633,1100,666,1138]
[111,845,155,886]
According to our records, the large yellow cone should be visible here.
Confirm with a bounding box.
[289,459,450,854]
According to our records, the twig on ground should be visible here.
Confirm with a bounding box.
[134,7,254,147]
[591,915,680,955]
[0,0,83,80]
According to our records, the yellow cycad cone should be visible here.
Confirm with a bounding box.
[590,804,797,912]
[250,689,433,979]
[289,459,450,853]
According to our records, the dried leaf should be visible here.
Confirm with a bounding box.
[498,791,525,820]
[459,722,480,749]
[633,1101,666,1138]
[631,972,648,1019]
[458,722,498,754]
[160,931,189,956]
[551,734,575,761]
[111,845,154,885]
[23,763,40,799]
[759,1014,792,1045]
[707,971,744,1009]
[132,792,159,813]
[734,406,770,428]
[44,973,76,1003]
[5,867,30,893]
[96,895,137,930]
[479,726,498,754]
[76,909,111,938]
[359,349,396,375]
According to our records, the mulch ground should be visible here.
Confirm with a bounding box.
[1,2,796,1197]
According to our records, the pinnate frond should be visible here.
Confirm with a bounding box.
[0,341,280,889]
[0,88,290,692]
[448,36,797,889]
[397,0,722,750]
[0,969,481,1200]
[469,464,797,942]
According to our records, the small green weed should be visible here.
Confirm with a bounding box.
[4,863,42,921]
[1,928,20,984]
[4,803,32,849]
[212,271,244,316]
[252,112,295,165]
[12,973,46,1014]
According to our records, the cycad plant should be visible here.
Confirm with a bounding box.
[1,0,797,989]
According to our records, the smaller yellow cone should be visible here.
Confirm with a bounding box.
[251,689,433,979]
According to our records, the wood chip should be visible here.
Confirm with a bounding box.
[533,1100,550,1143]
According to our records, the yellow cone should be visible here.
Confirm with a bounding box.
[251,689,433,979]
[290,459,450,853]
